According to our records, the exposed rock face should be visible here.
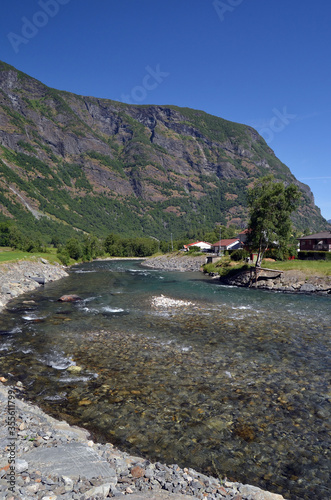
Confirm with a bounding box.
[0,60,329,239]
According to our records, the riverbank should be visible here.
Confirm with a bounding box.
[143,254,206,272]
[220,268,331,294]
[144,254,331,294]
[0,381,286,500]
[0,259,69,313]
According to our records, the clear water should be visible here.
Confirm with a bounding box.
[0,260,330,500]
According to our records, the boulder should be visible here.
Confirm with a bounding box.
[58,294,82,302]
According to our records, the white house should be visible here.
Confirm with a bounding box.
[211,238,241,253]
[183,241,212,252]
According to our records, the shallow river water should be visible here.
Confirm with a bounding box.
[0,260,330,499]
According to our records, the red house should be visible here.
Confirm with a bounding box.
[298,231,331,252]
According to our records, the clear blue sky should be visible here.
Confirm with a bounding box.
[1,0,330,220]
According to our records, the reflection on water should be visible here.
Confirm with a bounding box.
[0,260,330,500]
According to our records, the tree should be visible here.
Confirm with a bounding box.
[65,237,83,260]
[247,175,300,266]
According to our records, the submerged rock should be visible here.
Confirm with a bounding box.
[58,294,82,302]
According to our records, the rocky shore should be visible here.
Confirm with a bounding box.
[0,259,68,313]
[0,382,286,500]
[220,268,331,295]
[144,254,331,295]
[143,254,206,272]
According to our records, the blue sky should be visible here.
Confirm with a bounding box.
[1,0,330,220]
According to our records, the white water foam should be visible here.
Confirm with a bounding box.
[37,352,74,370]
[73,269,96,273]
[101,306,124,313]
[22,313,46,321]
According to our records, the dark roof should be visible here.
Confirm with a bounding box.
[298,231,331,240]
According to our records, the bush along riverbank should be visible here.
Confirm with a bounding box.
[0,381,287,500]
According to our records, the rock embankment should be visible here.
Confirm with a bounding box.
[144,254,331,295]
[143,254,206,272]
[221,268,331,295]
[0,382,286,500]
[0,259,68,312]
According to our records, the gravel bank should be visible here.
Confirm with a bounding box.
[143,254,206,272]
[0,382,286,500]
[0,259,68,313]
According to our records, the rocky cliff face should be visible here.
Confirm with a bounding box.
[0,60,328,240]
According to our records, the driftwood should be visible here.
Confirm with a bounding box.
[258,267,284,273]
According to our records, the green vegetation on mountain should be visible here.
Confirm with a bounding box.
[0,60,329,247]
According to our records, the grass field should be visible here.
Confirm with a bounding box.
[0,248,61,265]
[203,255,331,277]
[261,259,331,276]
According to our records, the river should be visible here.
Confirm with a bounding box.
[0,260,330,499]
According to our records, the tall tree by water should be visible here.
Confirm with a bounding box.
[247,175,301,266]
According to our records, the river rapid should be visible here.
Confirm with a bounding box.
[0,260,330,500]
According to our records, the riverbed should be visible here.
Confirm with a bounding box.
[0,260,330,500]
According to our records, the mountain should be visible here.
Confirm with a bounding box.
[0,60,329,243]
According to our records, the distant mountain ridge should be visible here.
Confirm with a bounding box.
[0,60,329,242]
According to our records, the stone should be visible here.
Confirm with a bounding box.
[58,295,82,302]
[300,283,316,292]
[131,465,145,478]
[22,443,117,480]
[83,482,111,499]
[16,459,28,473]
[67,365,83,374]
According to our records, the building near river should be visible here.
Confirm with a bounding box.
[211,238,241,254]
[298,231,331,252]
[183,241,212,251]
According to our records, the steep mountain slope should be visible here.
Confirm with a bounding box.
[0,60,328,242]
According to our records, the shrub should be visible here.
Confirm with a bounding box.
[298,251,330,261]
[57,249,70,266]
[65,238,83,260]
[230,249,249,261]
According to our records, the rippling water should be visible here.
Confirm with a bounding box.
[0,260,330,499]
